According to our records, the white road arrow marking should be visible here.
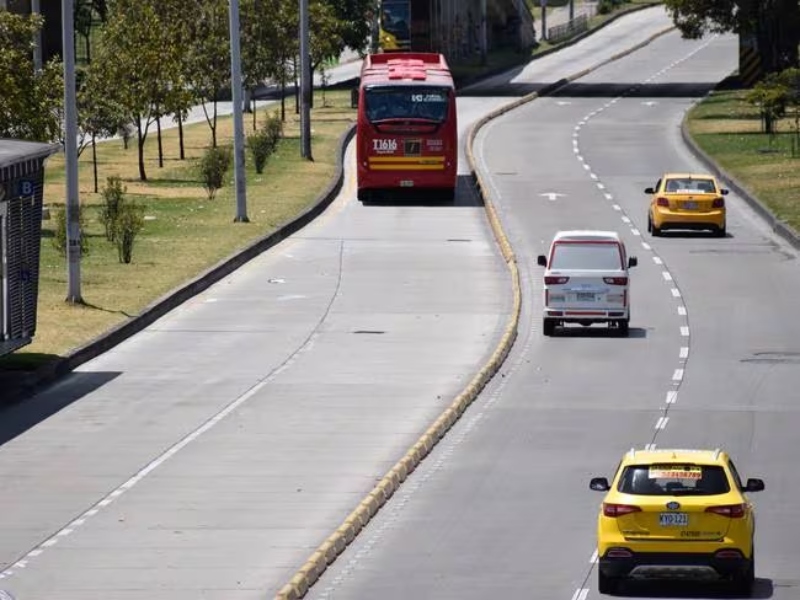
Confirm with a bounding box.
[540,192,566,201]
[642,101,658,106]
[556,101,572,106]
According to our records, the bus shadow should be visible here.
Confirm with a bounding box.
[458,80,723,100]
[358,175,484,208]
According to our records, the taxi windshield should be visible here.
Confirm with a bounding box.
[364,86,450,123]
[618,464,730,496]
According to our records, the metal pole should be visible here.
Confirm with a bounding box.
[62,0,82,304]
[229,0,249,222]
[569,0,574,22]
[32,0,43,72]
[299,0,312,160]
[540,0,547,42]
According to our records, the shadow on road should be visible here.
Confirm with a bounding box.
[614,576,773,599]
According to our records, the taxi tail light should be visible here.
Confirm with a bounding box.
[715,550,744,559]
[603,277,628,285]
[603,503,642,517]
[545,276,569,285]
[607,548,633,558]
[712,197,725,208]
[705,503,746,518]
[656,197,670,207]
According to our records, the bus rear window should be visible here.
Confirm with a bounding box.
[364,86,450,123]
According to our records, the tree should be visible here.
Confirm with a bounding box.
[662,0,800,77]
[0,11,63,142]
[325,0,373,57]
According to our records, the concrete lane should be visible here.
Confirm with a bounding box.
[0,101,514,600]
[305,24,800,600]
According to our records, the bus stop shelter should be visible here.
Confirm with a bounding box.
[0,139,59,356]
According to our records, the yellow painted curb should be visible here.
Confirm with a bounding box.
[273,22,677,600]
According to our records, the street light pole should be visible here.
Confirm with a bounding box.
[569,0,575,22]
[32,0,42,72]
[229,0,249,222]
[299,0,312,160]
[62,0,83,304]
[540,0,547,42]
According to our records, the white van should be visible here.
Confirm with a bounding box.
[536,230,637,336]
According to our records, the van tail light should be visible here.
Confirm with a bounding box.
[545,276,569,285]
[705,503,746,518]
[603,503,642,517]
[656,197,669,207]
[712,198,725,208]
[603,277,628,285]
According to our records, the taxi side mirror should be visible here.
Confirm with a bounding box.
[590,477,610,491]
[721,188,729,195]
[644,187,655,194]
[628,257,638,268]
[744,478,764,492]
[537,255,547,267]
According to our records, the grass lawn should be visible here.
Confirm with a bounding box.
[686,88,800,234]
[1,89,355,369]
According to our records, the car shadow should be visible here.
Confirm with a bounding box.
[614,577,773,598]
[655,231,732,240]
[550,326,647,339]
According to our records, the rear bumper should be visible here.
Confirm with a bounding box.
[544,308,629,323]
[599,550,750,580]
[653,208,725,230]
[356,165,457,192]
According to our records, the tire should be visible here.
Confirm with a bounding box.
[647,214,653,233]
[618,319,629,337]
[716,223,727,238]
[651,221,662,237]
[598,569,618,595]
[732,551,755,596]
[543,318,556,337]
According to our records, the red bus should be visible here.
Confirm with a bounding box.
[355,52,458,202]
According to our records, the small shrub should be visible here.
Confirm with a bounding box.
[51,205,90,257]
[247,128,277,174]
[265,110,284,145]
[199,145,232,200]
[98,175,126,241]
[597,0,614,14]
[112,201,145,264]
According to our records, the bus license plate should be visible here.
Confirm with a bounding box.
[576,292,595,302]
[659,513,688,527]
[400,180,414,187]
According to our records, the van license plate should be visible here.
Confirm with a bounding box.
[659,513,689,526]
[576,292,595,302]
[400,180,414,187]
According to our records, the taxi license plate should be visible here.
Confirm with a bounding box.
[576,292,595,302]
[683,201,698,210]
[400,180,414,187]
[659,512,689,527]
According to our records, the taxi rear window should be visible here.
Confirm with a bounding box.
[664,178,716,194]
[618,464,730,496]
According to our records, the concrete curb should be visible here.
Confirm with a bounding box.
[272,16,676,600]
[680,108,800,250]
[1,125,356,406]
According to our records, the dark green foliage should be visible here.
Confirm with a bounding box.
[247,111,285,174]
[199,145,233,200]
[112,201,145,264]
[98,176,126,241]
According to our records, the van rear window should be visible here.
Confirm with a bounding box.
[550,243,622,270]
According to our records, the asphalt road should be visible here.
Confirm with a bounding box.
[305,15,800,600]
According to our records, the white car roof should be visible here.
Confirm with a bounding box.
[553,230,622,243]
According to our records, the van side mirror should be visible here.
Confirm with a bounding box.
[537,255,547,267]
[721,188,729,195]
[590,477,610,491]
[744,478,764,492]
[628,256,638,268]
[644,187,655,194]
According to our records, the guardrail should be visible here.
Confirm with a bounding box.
[547,13,589,44]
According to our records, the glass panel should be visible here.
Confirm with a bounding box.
[549,243,622,271]
[618,464,730,496]
[364,86,450,123]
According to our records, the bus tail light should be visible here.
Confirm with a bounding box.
[603,277,628,285]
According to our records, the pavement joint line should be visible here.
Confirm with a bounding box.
[277,11,679,600]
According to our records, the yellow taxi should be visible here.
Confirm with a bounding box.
[589,448,764,595]
[645,173,729,237]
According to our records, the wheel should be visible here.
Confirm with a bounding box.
[647,214,653,233]
[357,188,370,203]
[731,551,755,596]
[651,220,662,237]
[618,319,629,337]
[598,569,619,595]
[716,223,727,237]
[543,318,556,337]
